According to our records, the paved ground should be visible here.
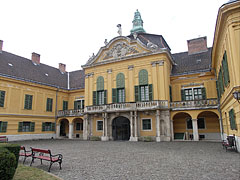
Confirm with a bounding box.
[17,140,240,180]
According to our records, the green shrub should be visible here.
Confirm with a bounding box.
[90,136,101,141]
[141,136,154,142]
[0,143,20,168]
[0,148,17,180]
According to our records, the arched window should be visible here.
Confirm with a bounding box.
[113,73,125,103]
[97,76,104,91]
[93,76,107,105]
[139,69,148,85]
[135,69,152,102]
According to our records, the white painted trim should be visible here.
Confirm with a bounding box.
[141,118,152,131]
[96,120,103,132]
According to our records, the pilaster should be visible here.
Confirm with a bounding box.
[192,119,199,141]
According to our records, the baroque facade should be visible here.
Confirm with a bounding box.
[0,1,239,151]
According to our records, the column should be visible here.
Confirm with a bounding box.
[129,111,135,141]
[192,119,199,141]
[101,112,109,141]
[156,110,161,142]
[170,120,174,141]
[56,124,60,138]
[83,115,88,140]
[134,111,138,141]
[69,123,73,139]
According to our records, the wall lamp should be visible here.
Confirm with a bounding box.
[233,90,240,103]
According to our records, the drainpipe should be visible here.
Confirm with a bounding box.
[214,68,224,140]
[55,86,59,137]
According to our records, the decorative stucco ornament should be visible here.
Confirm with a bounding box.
[133,32,138,39]
[104,42,139,59]
[147,40,158,50]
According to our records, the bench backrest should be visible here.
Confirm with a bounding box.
[31,148,51,155]
[227,136,235,146]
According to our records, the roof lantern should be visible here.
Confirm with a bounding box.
[130,9,146,34]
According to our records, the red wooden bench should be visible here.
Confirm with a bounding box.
[0,136,8,143]
[19,146,32,164]
[30,148,63,172]
[222,135,237,152]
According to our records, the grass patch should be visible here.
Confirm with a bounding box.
[13,164,60,180]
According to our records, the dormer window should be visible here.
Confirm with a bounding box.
[45,73,49,76]
[8,63,13,66]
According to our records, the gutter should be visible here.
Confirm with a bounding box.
[55,87,59,136]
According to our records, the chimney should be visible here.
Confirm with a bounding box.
[59,63,66,73]
[187,36,208,55]
[31,52,40,65]
[0,40,3,53]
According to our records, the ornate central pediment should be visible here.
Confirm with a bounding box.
[84,36,151,67]
[104,41,139,60]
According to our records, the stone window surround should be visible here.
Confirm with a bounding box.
[141,118,152,131]
[96,120,103,131]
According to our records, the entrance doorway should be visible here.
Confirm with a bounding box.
[60,119,68,137]
[112,116,130,141]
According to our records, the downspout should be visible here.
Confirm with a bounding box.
[55,86,59,137]
[214,68,224,140]
[68,72,70,90]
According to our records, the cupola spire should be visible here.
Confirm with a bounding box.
[130,9,146,34]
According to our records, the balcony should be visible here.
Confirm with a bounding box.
[85,100,169,114]
[170,99,218,111]
[57,109,84,117]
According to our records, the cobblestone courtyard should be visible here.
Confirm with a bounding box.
[18,140,239,180]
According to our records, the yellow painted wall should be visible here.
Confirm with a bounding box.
[170,72,217,102]
[139,113,156,137]
[212,1,240,137]
[85,52,172,106]
[92,117,103,137]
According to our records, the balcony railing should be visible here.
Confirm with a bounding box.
[57,109,84,117]
[85,100,169,114]
[170,99,218,111]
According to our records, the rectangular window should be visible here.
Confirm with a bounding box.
[74,100,85,110]
[97,91,104,105]
[63,101,68,110]
[42,122,52,131]
[46,98,53,112]
[0,90,6,107]
[186,118,193,129]
[19,122,35,132]
[142,119,151,130]
[97,120,103,131]
[117,88,125,103]
[0,121,8,133]
[76,122,83,131]
[24,94,33,110]
[197,118,205,129]
[140,85,149,101]
[182,87,206,101]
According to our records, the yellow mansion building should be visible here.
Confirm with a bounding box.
[0,1,239,151]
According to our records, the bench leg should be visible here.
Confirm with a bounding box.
[59,160,62,170]
[48,162,53,172]
[30,157,35,166]
[23,156,27,164]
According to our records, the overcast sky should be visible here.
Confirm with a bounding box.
[1,0,227,72]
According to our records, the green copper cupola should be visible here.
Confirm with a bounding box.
[130,9,146,34]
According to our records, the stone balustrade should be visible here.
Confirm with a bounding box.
[57,109,84,117]
[170,99,218,111]
[85,100,169,114]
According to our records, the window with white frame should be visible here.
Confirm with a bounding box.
[140,85,149,101]
[142,119,151,130]
[182,87,206,101]
[97,120,103,131]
